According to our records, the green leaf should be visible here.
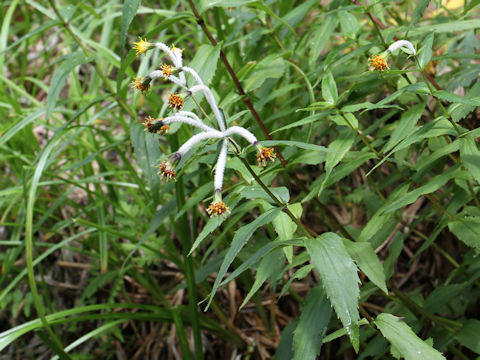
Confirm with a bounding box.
[293,287,332,360]
[243,55,285,92]
[175,182,212,220]
[359,185,408,242]
[119,0,141,52]
[240,248,284,309]
[383,103,425,153]
[410,19,480,36]
[318,130,355,197]
[240,186,290,204]
[199,0,255,12]
[310,14,338,67]
[260,140,332,153]
[130,123,162,204]
[221,238,305,288]
[432,90,480,105]
[188,43,221,86]
[305,233,360,352]
[460,137,480,184]
[448,210,480,253]
[206,207,282,309]
[418,32,434,69]
[272,203,302,263]
[406,0,430,34]
[455,319,480,354]
[322,72,338,104]
[338,10,359,37]
[46,51,90,119]
[272,203,302,240]
[275,319,298,360]
[381,164,460,214]
[375,313,445,360]
[343,240,388,294]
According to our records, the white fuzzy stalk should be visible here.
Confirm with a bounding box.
[154,42,181,67]
[188,85,225,131]
[172,48,186,84]
[223,126,257,145]
[177,110,202,122]
[148,70,186,88]
[177,130,224,156]
[162,116,216,132]
[387,40,416,55]
[214,139,228,191]
[180,66,204,85]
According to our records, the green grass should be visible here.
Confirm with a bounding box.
[1,0,480,358]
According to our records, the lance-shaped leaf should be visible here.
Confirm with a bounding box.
[305,233,360,352]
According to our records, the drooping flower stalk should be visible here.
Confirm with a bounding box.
[387,40,416,55]
[368,40,416,71]
[175,131,225,157]
[188,85,225,131]
[164,116,216,132]
[214,139,229,193]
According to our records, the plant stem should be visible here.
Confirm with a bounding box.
[171,134,204,359]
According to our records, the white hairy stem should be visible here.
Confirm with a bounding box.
[177,130,225,156]
[223,126,258,145]
[387,40,416,55]
[188,85,225,131]
[214,139,229,191]
[180,66,204,85]
[154,42,181,67]
[177,110,203,122]
[162,116,216,132]
[148,70,186,88]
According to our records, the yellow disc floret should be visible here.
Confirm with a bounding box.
[256,147,276,167]
[131,77,151,93]
[368,55,389,71]
[133,37,152,56]
[168,93,184,111]
[160,64,173,77]
[157,160,176,181]
[206,201,230,217]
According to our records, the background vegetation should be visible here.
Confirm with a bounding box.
[1,0,480,359]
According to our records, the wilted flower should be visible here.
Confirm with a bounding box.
[157,160,176,181]
[168,93,184,111]
[131,77,151,93]
[133,37,152,56]
[368,55,388,71]
[207,201,230,217]
[142,116,162,133]
[256,146,276,167]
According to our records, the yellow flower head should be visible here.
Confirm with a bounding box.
[157,160,175,181]
[131,77,151,93]
[368,55,389,71]
[168,93,184,111]
[206,201,230,217]
[256,147,276,167]
[160,64,173,77]
[133,37,152,56]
